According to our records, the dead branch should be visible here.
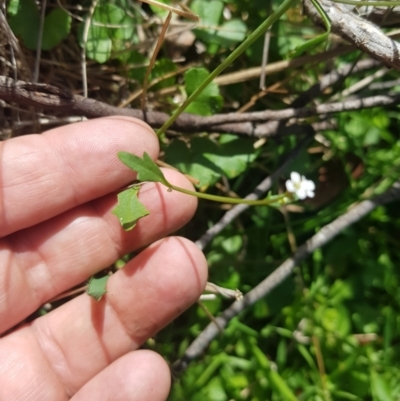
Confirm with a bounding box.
[0,75,398,138]
[304,0,400,71]
[345,4,400,27]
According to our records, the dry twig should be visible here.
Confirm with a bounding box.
[0,75,398,137]
[305,0,400,71]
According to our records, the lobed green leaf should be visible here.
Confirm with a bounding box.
[112,186,150,231]
[118,152,170,186]
[87,275,109,301]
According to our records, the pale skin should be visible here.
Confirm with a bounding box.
[0,116,208,401]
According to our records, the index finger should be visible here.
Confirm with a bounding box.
[0,117,158,238]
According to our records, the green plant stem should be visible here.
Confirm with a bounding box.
[156,0,298,137]
[290,0,331,57]
[170,184,291,206]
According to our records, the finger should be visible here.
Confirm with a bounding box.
[71,351,171,401]
[0,237,207,400]
[0,116,158,238]
[1,169,198,334]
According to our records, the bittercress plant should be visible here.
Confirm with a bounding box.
[112,152,315,231]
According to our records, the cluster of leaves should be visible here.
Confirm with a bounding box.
[7,0,400,399]
[112,152,169,230]
[173,204,400,400]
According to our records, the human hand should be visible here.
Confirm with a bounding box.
[0,117,207,401]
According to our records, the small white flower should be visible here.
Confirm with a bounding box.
[286,172,315,200]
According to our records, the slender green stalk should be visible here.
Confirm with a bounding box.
[170,184,291,206]
[157,0,298,136]
[312,0,331,30]
[291,0,331,57]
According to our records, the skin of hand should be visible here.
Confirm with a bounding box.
[0,116,208,401]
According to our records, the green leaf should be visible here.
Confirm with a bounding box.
[215,19,247,47]
[185,68,219,98]
[42,9,71,50]
[220,234,243,254]
[79,3,137,63]
[165,139,219,187]
[8,0,40,50]
[191,1,246,50]
[87,275,109,301]
[320,305,351,337]
[8,1,70,50]
[148,58,177,90]
[7,0,20,16]
[191,0,223,28]
[371,369,393,401]
[184,68,223,116]
[112,186,150,231]
[118,152,170,186]
[164,136,258,187]
[191,0,223,45]
[78,19,112,64]
[87,38,112,64]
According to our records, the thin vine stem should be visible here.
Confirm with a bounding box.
[156,0,298,137]
[169,184,292,206]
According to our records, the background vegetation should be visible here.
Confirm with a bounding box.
[2,0,400,399]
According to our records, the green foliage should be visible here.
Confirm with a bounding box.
[118,152,170,186]
[161,97,400,400]
[164,135,258,187]
[87,275,109,301]
[8,0,71,50]
[78,2,138,63]
[184,68,223,116]
[191,0,247,52]
[42,9,71,50]
[149,59,178,90]
[112,186,150,231]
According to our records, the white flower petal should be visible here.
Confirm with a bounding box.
[286,172,315,199]
[290,171,301,183]
[304,180,316,191]
[296,188,307,199]
[286,180,295,192]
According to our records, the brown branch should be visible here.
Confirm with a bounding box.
[304,0,400,71]
[196,94,400,126]
[365,6,400,27]
[173,180,400,373]
[1,75,398,137]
